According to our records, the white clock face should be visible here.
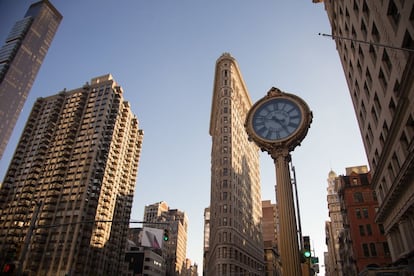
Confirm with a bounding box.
[252,98,302,141]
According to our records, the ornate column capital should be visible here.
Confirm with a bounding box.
[270,147,291,163]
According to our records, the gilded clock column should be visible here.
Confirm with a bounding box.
[272,148,302,276]
[245,87,312,276]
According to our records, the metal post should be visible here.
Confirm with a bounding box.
[291,163,303,250]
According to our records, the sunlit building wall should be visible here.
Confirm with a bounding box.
[206,53,264,275]
[143,203,188,275]
[318,0,414,268]
[0,0,62,160]
[0,74,144,275]
[143,201,169,224]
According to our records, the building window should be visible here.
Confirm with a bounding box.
[354,192,364,202]
[363,244,370,257]
[356,208,362,219]
[222,263,227,273]
[359,110,365,125]
[388,164,395,180]
[387,0,400,26]
[361,100,366,118]
[402,30,414,51]
[378,183,385,201]
[374,93,382,113]
[392,153,400,171]
[400,132,409,157]
[407,115,414,144]
[353,0,359,12]
[389,97,396,116]
[379,224,385,235]
[393,79,401,98]
[366,224,372,235]
[379,68,388,89]
[383,121,389,138]
[383,242,390,255]
[368,124,374,144]
[364,82,370,99]
[371,22,380,42]
[369,45,377,62]
[359,225,366,236]
[362,208,368,218]
[382,49,392,74]
[357,60,362,74]
[371,107,378,126]
[361,20,367,39]
[380,133,385,147]
[370,243,377,256]
[365,69,372,89]
[362,0,369,16]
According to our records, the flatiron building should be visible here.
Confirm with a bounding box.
[0,74,144,275]
[206,53,264,275]
[0,0,62,160]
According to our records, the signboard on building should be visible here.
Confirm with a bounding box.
[141,227,164,249]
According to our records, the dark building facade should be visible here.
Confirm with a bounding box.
[0,0,62,160]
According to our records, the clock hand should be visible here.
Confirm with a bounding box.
[272,115,290,132]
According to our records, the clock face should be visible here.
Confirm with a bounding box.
[251,98,302,141]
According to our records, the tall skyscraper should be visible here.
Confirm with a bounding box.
[325,169,344,276]
[206,53,264,275]
[0,0,62,160]
[318,0,414,269]
[143,202,189,275]
[0,74,144,275]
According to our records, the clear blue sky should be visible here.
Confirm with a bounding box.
[0,1,368,274]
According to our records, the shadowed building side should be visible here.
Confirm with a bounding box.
[0,0,62,160]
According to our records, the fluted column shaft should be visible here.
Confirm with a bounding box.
[272,148,301,276]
